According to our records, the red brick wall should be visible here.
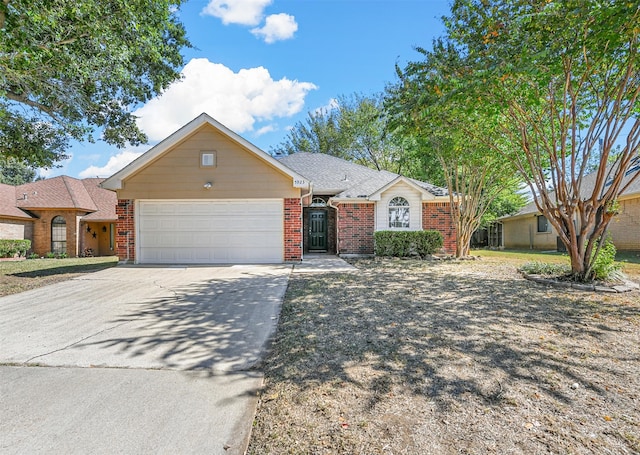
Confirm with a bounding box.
[337,203,375,255]
[30,209,81,257]
[422,202,456,253]
[284,198,302,261]
[116,199,135,262]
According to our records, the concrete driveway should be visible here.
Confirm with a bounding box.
[0,264,291,454]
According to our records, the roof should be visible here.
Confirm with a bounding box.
[502,161,640,220]
[101,113,309,190]
[17,176,97,211]
[278,152,448,199]
[0,184,33,220]
[80,178,117,221]
[0,177,117,221]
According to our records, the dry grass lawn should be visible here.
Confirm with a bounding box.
[248,256,640,455]
[0,256,118,296]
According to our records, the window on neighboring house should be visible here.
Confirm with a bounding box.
[389,196,410,229]
[537,215,551,233]
[51,216,67,253]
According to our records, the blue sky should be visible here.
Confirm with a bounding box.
[52,0,452,179]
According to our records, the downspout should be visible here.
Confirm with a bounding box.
[300,183,313,260]
[328,197,339,256]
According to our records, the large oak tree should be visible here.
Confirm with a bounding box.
[0,0,190,168]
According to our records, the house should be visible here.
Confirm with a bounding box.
[101,113,456,264]
[0,176,117,257]
[498,165,640,251]
[278,152,455,256]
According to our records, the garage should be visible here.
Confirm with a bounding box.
[137,200,284,264]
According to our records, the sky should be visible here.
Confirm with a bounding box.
[48,0,453,179]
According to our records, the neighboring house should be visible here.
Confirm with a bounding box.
[0,177,117,257]
[101,113,456,264]
[498,166,640,251]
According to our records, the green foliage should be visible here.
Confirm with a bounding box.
[0,158,36,184]
[589,236,621,282]
[374,230,444,258]
[272,93,416,175]
[0,0,191,168]
[520,261,571,276]
[481,188,528,227]
[396,0,639,278]
[27,252,39,259]
[45,252,57,259]
[0,239,31,257]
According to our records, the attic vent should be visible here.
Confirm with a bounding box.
[358,195,368,198]
[23,193,27,200]
[342,174,348,181]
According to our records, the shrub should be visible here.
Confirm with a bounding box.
[0,239,32,257]
[520,261,571,276]
[45,252,57,258]
[589,235,621,281]
[27,252,39,259]
[374,230,444,258]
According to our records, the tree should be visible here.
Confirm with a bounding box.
[436,0,640,280]
[0,158,35,185]
[387,67,521,257]
[0,0,190,168]
[272,93,416,175]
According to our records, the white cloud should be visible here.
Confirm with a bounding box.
[256,124,277,136]
[79,150,143,178]
[313,98,339,116]
[134,58,317,142]
[201,0,272,26]
[251,13,298,43]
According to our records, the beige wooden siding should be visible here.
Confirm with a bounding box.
[117,125,300,200]
[375,181,423,231]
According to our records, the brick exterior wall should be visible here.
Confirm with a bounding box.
[29,210,82,257]
[337,203,375,255]
[422,202,456,254]
[116,199,135,262]
[284,198,302,261]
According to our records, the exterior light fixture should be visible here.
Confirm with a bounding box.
[204,182,213,189]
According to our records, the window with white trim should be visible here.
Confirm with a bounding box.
[389,196,410,229]
[537,215,551,233]
[200,151,216,167]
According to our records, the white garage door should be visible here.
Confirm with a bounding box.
[137,200,284,264]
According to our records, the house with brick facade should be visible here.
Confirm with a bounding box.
[0,176,117,257]
[101,113,455,264]
[278,152,455,256]
[498,164,640,251]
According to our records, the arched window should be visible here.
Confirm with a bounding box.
[51,216,67,254]
[388,197,410,229]
[310,197,327,207]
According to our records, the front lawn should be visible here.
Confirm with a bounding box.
[474,248,640,279]
[248,258,640,454]
[0,256,118,297]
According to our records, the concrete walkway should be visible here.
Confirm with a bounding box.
[293,254,358,273]
[0,264,290,455]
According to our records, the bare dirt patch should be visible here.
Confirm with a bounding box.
[248,258,640,455]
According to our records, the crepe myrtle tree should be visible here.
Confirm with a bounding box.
[404,0,639,279]
[0,0,191,168]
[386,71,520,258]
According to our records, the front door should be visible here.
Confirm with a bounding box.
[309,210,327,252]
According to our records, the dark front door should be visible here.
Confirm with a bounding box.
[309,210,327,252]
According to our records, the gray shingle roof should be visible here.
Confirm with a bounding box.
[278,152,448,198]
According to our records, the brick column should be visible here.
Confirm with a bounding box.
[116,199,135,263]
[284,198,302,261]
[337,203,375,255]
[422,202,456,254]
